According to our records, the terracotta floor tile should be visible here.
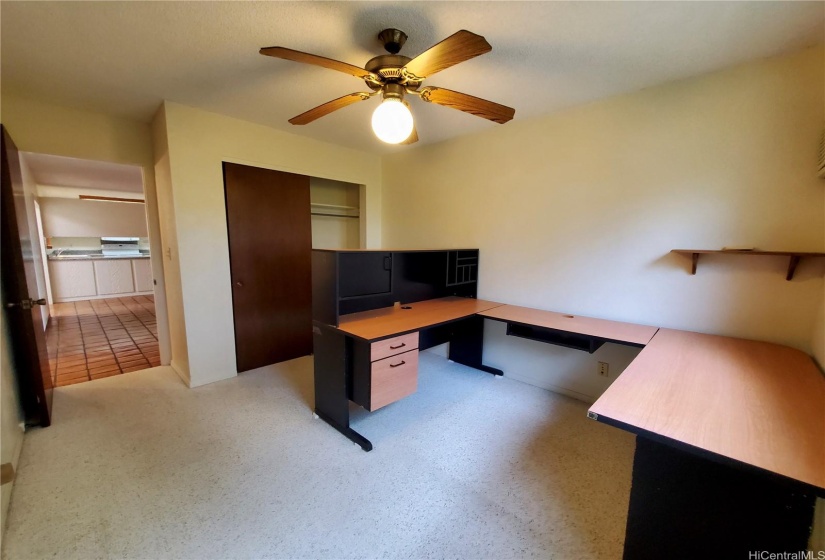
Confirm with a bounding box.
[56,372,89,382]
[57,358,87,370]
[90,370,121,380]
[56,362,88,372]
[88,365,120,376]
[117,355,148,366]
[116,355,143,364]
[118,362,149,372]
[86,359,117,369]
[46,297,158,388]
[117,354,146,367]
[56,376,90,386]
[82,337,108,345]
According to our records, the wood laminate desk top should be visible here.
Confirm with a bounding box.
[337,297,504,341]
[589,328,825,490]
[479,304,659,346]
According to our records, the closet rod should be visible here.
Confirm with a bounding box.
[311,212,359,219]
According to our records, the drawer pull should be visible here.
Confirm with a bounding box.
[389,343,406,350]
[389,360,406,368]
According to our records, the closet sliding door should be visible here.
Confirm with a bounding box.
[223,162,312,372]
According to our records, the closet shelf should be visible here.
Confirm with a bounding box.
[671,249,825,281]
[310,202,360,219]
[311,203,358,210]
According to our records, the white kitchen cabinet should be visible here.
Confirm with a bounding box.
[94,259,135,295]
[48,260,97,300]
[49,257,153,302]
[132,259,154,293]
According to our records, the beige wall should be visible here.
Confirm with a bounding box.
[383,46,825,400]
[159,102,382,387]
[1,94,172,366]
[0,312,24,549]
[39,197,148,238]
[151,106,189,382]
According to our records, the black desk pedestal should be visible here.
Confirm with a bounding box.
[623,437,817,559]
[313,315,501,452]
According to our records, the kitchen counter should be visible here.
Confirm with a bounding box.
[47,253,150,261]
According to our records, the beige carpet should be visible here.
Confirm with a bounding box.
[2,352,635,559]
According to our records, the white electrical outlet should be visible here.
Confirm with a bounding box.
[598,362,609,377]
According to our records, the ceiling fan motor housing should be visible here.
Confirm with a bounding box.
[365,54,424,93]
[378,28,408,54]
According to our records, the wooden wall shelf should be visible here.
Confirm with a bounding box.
[671,250,825,281]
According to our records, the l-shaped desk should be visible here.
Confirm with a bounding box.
[311,249,825,558]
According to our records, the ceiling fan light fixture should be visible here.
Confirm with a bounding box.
[371,98,414,144]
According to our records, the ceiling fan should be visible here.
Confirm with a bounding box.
[260,29,515,145]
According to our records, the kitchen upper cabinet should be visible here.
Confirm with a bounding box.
[94,260,135,295]
[132,259,153,292]
[48,260,97,300]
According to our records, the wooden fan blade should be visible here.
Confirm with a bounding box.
[260,47,379,82]
[401,124,419,144]
[419,87,514,124]
[289,93,373,125]
[402,30,492,80]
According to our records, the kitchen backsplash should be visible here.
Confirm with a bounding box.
[47,236,150,253]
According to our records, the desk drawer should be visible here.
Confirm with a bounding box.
[370,349,418,411]
[371,332,419,362]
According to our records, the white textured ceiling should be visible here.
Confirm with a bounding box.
[2,2,823,154]
[23,153,144,193]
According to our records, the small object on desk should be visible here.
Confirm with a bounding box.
[401,306,412,309]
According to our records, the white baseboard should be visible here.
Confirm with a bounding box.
[170,360,190,387]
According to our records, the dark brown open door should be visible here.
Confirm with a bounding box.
[223,163,312,373]
[1,125,53,426]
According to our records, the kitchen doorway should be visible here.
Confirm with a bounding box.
[20,152,169,387]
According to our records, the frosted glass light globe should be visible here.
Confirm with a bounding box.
[371,99,414,144]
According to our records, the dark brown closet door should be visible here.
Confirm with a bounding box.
[223,163,312,372]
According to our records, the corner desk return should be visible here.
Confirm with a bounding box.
[310,249,825,559]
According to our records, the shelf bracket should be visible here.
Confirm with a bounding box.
[786,256,801,281]
[690,253,699,275]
